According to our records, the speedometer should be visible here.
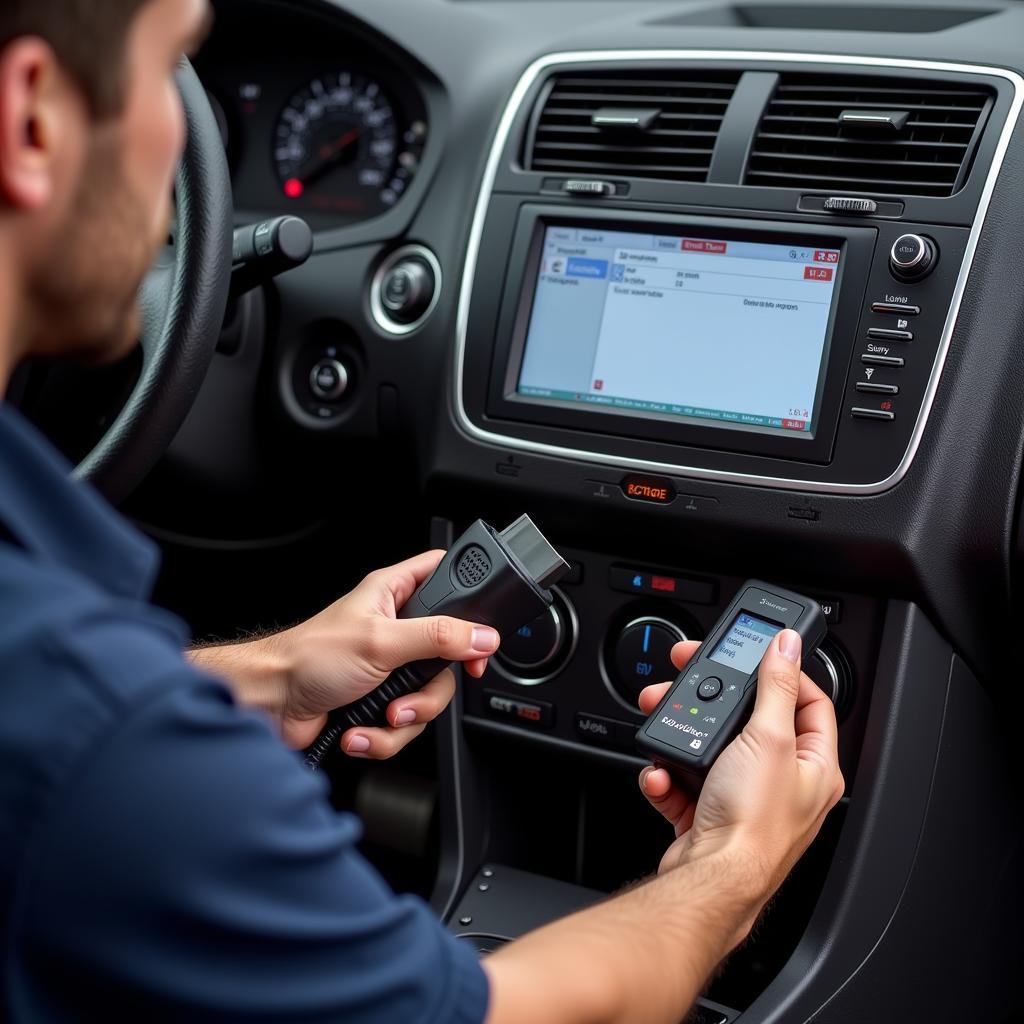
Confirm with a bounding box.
[273,72,425,222]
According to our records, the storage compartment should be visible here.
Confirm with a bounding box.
[458,725,848,1013]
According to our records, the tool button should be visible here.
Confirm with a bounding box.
[697,677,723,701]
[855,382,899,394]
[852,407,896,421]
[861,354,905,367]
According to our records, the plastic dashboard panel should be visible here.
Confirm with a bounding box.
[451,51,1024,494]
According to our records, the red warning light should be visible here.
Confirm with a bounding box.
[651,575,677,593]
[283,178,304,199]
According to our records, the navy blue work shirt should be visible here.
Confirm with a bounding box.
[0,402,489,1022]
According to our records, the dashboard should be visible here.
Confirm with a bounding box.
[195,2,433,230]
[146,1,1024,1022]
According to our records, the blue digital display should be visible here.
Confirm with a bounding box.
[708,613,781,674]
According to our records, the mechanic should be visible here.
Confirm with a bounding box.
[0,2,844,1021]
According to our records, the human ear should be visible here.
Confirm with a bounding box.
[0,38,83,211]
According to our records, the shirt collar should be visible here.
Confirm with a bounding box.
[0,402,160,600]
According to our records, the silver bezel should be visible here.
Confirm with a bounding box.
[452,50,1024,495]
[490,587,580,687]
[370,243,442,336]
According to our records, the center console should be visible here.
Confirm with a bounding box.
[412,47,1024,1023]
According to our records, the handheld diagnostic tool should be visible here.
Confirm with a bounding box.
[304,514,568,771]
[636,581,826,788]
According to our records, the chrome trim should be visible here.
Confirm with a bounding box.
[370,243,442,336]
[452,51,1024,495]
[810,648,841,705]
[890,233,928,269]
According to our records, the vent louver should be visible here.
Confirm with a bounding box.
[528,70,740,183]
[745,73,993,197]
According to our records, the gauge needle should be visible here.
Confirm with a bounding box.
[296,129,361,189]
[319,129,360,161]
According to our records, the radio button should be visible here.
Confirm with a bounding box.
[872,302,921,316]
[852,407,896,421]
[861,354,905,367]
[856,382,900,395]
[867,327,913,342]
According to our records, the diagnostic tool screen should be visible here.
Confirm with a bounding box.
[516,225,843,436]
[708,613,782,675]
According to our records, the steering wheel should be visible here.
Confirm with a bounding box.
[73,59,232,504]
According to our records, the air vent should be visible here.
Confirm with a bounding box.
[746,73,993,197]
[528,70,740,183]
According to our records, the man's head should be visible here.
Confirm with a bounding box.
[0,0,212,377]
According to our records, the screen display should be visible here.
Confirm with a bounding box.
[708,612,782,675]
[516,226,843,436]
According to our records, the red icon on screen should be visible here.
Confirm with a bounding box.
[814,250,840,264]
[804,266,834,281]
[682,239,727,254]
[593,379,604,391]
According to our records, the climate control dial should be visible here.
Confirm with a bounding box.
[611,616,688,708]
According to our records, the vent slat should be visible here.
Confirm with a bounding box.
[748,169,957,193]
[528,70,739,183]
[745,72,992,197]
[756,132,969,150]
[538,125,720,139]
[749,150,962,170]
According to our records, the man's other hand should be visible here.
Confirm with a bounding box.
[192,551,499,757]
[637,631,844,919]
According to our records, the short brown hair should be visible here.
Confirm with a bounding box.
[0,1,152,118]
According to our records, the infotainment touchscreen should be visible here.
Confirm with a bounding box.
[515,225,843,437]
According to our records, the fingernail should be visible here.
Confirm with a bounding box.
[471,627,499,653]
[778,630,801,663]
[346,735,370,753]
[640,767,653,791]
[393,708,416,726]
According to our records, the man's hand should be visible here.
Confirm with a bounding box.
[484,629,843,1024]
[638,631,844,913]
[190,551,499,758]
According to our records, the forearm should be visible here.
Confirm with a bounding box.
[483,846,763,1024]
[187,633,291,719]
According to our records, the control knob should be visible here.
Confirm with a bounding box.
[611,616,689,707]
[309,358,349,401]
[889,234,937,281]
[380,256,436,325]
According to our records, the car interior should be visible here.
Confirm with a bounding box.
[11,0,1024,1020]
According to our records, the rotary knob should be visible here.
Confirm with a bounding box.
[309,358,348,401]
[889,234,937,281]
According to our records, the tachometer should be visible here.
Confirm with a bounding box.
[273,71,425,222]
